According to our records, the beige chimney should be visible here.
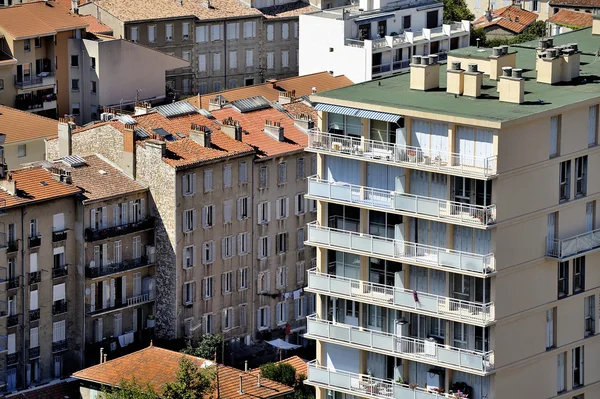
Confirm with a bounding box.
[189,123,212,147]
[562,46,580,80]
[0,173,16,196]
[463,64,483,98]
[593,15,600,35]
[134,102,151,116]
[278,90,295,105]
[489,46,516,80]
[208,95,227,111]
[58,117,75,157]
[221,117,243,141]
[499,68,524,104]
[409,55,440,91]
[264,120,285,142]
[446,61,464,95]
[293,113,314,131]
[537,48,562,84]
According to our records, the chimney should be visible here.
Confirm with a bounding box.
[239,375,244,394]
[134,101,151,116]
[122,123,136,179]
[488,46,516,80]
[0,172,15,196]
[266,79,277,89]
[221,117,243,141]
[104,354,108,363]
[244,361,248,372]
[278,90,295,105]
[594,15,600,35]
[209,95,227,111]
[189,123,212,147]
[499,67,524,104]
[293,113,314,132]
[311,87,317,94]
[257,372,261,387]
[410,55,440,91]
[463,64,483,98]
[58,117,75,157]
[145,139,166,159]
[537,45,579,84]
[100,348,104,364]
[264,120,285,142]
[562,46,580,80]
[446,61,464,95]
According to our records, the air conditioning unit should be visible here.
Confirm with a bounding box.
[100,112,115,122]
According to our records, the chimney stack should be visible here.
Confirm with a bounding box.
[537,44,580,84]
[257,372,261,387]
[593,15,600,35]
[266,79,277,89]
[58,117,75,157]
[146,139,166,159]
[189,123,212,147]
[410,55,440,91]
[245,361,248,372]
[100,348,104,364]
[446,61,464,95]
[278,90,295,105]
[499,67,524,104]
[122,123,136,179]
[134,101,152,116]
[209,95,227,111]
[239,375,244,394]
[293,113,314,132]
[463,64,483,98]
[264,120,285,142]
[221,117,243,141]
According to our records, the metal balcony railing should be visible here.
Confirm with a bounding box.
[306,222,495,275]
[308,130,498,179]
[6,315,18,328]
[52,265,68,279]
[14,71,55,88]
[85,255,154,278]
[86,291,154,315]
[29,309,40,322]
[6,241,17,253]
[29,271,41,284]
[52,230,67,242]
[7,277,19,290]
[307,268,494,325]
[306,316,494,374]
[84,217,155,242]
[307,176,496,227]
[547,227,600,260]
[28,235,41,248]
[52,300,67,315]
[29,346,40,359]
[6,353,18,365]
[52,340,67,353]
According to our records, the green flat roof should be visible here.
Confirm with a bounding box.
[312,28,600,125]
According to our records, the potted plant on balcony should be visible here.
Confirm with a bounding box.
[147,314,155,329]
[409,383,418,390]
[407,149,417,163]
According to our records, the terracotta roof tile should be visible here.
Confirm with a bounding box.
[549,0,600,6]
[276,356,308,377]
[5,378,80,399]
[72,346,294,399]
[187,72,353,110]
[473,5,538,33]
[282,100,317,124]
[80,15,113,35]
[260,1,319,19]
[548,9,593,27]
[0,105,59,144]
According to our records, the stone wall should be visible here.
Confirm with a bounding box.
[46,125,124,166]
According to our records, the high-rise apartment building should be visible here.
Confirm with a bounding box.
[303,27,600,399]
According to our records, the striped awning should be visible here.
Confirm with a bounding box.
[314,103,359,116]
[355,109,402,123]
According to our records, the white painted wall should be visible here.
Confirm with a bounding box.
[324,342,360,373]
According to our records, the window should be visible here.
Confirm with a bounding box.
[72,103,80,116]
[71,55,79,67]
[227,22,239,39]
[238,232,250,255]
[165,24,173,41]
[558,261,569,298]
[90,57,96,69]
[237,196,249,219]
[148,25,156,43]
[296,261,305,284]
[24,39,31,52]
[294,22,299,38]
[183,245,196,268]
[573,256,585,293]
[71,79,79,91]
[311,154,318,175]
[403,15,411,29]
[196,26,208,42]
[257,306,270,330]
[259,166,268,188]
[52,320,65,343]
[133,236,141,259]
[278,162,287,184]
[258,236,270,259]
[276,266,287,289]
[203,313,214,334]
[297,158,305,179]
[183,22,190,40]
[258,201,270,224]
[229,51,237,69]
[35,37,41,48]
[276,302,288,325]
[295,193,306,215]
[223,164,232,188]
[203,204,215,228]
[182,173,196,196]
[202,241,216,264]
[295,296,306,319]
[245,77,255,86]
[114,313,123,336]
[585,295,595,336]
[204,169,213,192]
[222,308,234,330]
[309,199,317,213]
[213,53,221,71]
[183,209,196,232]
[198,54,207,72]
[276,232,288,254]
[277,197,289,219]
[239,162,248,184]
[130,27,139,42]
[282,23,289,39]
[182,51,191,62]
[30,218,38,237]
[267,25,275,41]
[550,115,560,157]
[297,228,305,250]
[203,276,214,299]
[557,352,566,393]
[239,268,248,290]
[546,308,556,349]
[213,81,221,92]
[222,236,234,259]
[572,346,583,388]
[243,21,256,38]
[17,144,26,158]
[91,81,97,94]
[239,304,247,326]
[575,156,587,197]
[211,25,222,41]
[222,271,233,294]
[199,83,207,94]
[559,160,571,201]
[266,52,274,69]
[532,0,539,10]
[588,105,598,146]
[281,50,289,68]
[245,49,254,67]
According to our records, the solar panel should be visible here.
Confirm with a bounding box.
[176,132,186,138]
[154,102,200,118]
[134,127,150,139]
[231,96,271,113]
[60,155,86,167]
[116,114,137,125]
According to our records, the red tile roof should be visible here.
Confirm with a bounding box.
[548,9,593,27]
[72,345,294,399]
[260,1,318,19]
[0,105,59,144]
[80,15,113,35]
[549,0,600,7]
[5,378,79,399]
[282,100,317,124]
[473,5,538,34]
[277,356,308,377]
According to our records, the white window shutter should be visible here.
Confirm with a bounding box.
[285,267,288,288]
[114,204,120,225]
[266,271,271,291]
[237,198,242,220]
[110,279,115,307]
[192,209,197,230]
[90,208,96,228]
[285,198,289,218]
[258,238,263,259]
[30,290,38,310]
[267,202,271,222]
[102,206,108,228]
[257,310,261,327]
[222,274,226,294]
[276,199,281,220]
[192,246,197,266]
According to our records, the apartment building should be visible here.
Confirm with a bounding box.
[302,27,600,399]
[78,0,317,96]
[299,0,470,84]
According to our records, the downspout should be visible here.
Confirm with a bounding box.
[250,159,256,343]
[20,207,25,387]
[80,201,86,369]
[224,20,227,90]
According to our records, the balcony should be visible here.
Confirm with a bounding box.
[307,176,496,228]
[14,72,55,89]
[307,360,461,399]
[547,227,600,260]
[28,235,41,248]
[307,130,497,179]
[85,217,155,242]
[52,339,68,353]
[53,299,67,315]
[86,291,154,315]
[6,353,17,366]
[52,230,67,242]
[85,255,155,279]
[52,265,68,279]
[372,53,449,78]
[29,346,40,359]
[6,241,17,253]
[306,222,495,276]
[307,268,494,326]
[306,316,494,375]
[29,309,40,322]
[6,315,18,328]
[29,271,41,284]
[6,277,19,290]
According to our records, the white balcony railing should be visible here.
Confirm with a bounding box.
[307,268,494,325]
[306,316,495,374]
[127,293,150,306]
[307,360,456,398]
[547,228,600,260]
[308,176,496,227]
[306,222,495,275]
[308,130,498,178]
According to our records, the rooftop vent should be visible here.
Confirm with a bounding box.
[537,44,580,84]
[410,54,440,91]
[492,47,502,57]
[447,61,465,96]
[189,123,211,147]
[499,66,524,104]
[463,63,483,98]
[221,117,243,141]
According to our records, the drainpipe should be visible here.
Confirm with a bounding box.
[20,207,26,388]
[250,160,256,344]
[81,202,86,369]
[223,20,227,90]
